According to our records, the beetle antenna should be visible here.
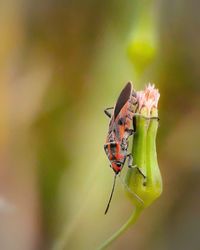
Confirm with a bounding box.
[104,174,117,215]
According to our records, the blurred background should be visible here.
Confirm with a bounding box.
[0,0,200,249]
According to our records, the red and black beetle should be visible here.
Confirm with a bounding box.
[104,82,139,214]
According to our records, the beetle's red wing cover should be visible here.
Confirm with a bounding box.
[114,82,132,119]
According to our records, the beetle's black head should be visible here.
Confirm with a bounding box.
[111,161,122,174]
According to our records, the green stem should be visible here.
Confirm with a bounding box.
[132,109,148,174]
[146,109,158,184]
[97,207,142,250]
[146,108,162,193]
[125,107,148,197]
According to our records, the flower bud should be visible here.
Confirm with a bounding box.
[127,1,158,76]
[125,84,162,208]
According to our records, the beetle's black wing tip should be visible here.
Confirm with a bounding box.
[125,81,133,91]
[114,82,133,119]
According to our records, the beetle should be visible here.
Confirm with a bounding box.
[103,82,144,214]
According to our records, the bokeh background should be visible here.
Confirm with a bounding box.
[0,0,200,250]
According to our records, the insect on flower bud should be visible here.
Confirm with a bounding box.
[99,84,162,250]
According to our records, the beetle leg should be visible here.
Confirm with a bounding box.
[104,107,114,118]
[126,153,133,168]
[118,175,144,204]
[133,166,146,180]
[127,129,134,136]
[134,113,159,121]
[127,154,146,185]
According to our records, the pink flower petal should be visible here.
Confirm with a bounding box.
[136,84,160,115]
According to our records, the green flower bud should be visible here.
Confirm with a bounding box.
[127,0,158,76]
[125,84,162,207]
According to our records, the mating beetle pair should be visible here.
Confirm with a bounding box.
[104,82,158,214]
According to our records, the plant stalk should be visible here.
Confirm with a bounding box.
[97,206,142,250]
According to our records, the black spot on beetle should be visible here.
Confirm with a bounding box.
[118,117,125,125]
[110,143,117,148]
[116,162,121,167]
